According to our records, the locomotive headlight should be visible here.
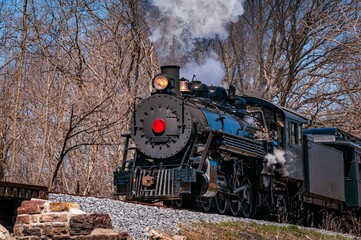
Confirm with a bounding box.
[153,74,169,90]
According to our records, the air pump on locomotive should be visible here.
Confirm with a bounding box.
[114,65,361,220]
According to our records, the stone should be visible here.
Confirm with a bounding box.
[0,224,15,240]
[69,216,92,235]
[42,223,69,237]
[55,229,128,240]
[91,228,122,239]
[91,214,112,229]
[148,229,178,240]
[16,214,32,224]
[13,225,23,236]
[79,229,122,240]
[18,200,46,215]
[68,208,85,215]
[70,236,93,240]
[69,214,112,236]
[32,215,40,223]
[119,232,130,240]
[40,213,68,223]
[91,228,118,235]
[89,235,118,240]
[51,236,73,240]
[50,202,80,212]
[41,202,49,213]
[22,225,42,236]
[173,236,187,240]
[22,237,51,240]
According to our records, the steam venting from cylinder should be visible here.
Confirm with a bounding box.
[161,65,180,94]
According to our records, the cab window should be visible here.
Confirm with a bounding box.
[356,152,361,181]
[289,122,301,146]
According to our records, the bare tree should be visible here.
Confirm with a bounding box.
[0,0,155,195]
[8,0,28,181]
[205,0,361,136]
[49,96,116,190]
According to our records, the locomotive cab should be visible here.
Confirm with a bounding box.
[242,96,308,181]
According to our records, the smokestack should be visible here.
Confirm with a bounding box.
[161,65,180,94]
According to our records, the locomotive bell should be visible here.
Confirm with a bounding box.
[179,80,190,93]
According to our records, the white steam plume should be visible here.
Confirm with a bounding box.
[147,0,246,63]
[180,53,225,86]
[265,148,286,167]
[264,148,288,177]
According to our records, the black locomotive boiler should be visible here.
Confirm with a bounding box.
[114,65,361,220]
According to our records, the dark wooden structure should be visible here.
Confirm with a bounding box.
[0,181,48,200]
[0,181,48,232]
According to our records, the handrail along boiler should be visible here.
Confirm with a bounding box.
[114,65,361,219]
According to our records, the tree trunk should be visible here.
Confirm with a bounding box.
[9,0,28,181]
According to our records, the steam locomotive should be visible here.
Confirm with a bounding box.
[114,65,361,221]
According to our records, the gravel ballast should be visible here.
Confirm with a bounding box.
[49,193,357,239]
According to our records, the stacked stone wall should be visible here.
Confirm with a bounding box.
[12,199,128,240]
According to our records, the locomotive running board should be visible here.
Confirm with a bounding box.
[214,131,267,158]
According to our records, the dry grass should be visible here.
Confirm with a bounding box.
[320,211,361,237]
[178,221,353,240]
